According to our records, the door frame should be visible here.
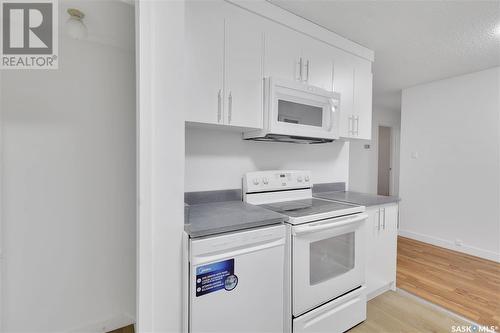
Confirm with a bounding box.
[136,1,186,332]
[377,123,399,196]
[0,61,3,332]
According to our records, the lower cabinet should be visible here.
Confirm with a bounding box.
[365,203,398,300]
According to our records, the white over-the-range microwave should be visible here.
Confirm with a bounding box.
[244,77,340,144]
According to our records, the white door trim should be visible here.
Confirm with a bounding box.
[377,122,399,196]
[136,1,186,332]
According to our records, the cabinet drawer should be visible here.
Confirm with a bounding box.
[293,287,366,333]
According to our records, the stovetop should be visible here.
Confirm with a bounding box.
[260,197,364,224]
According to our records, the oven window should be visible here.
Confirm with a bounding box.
[277,100,323,127]
[309,233,355,285]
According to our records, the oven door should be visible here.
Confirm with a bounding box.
[267,78,340,140]
[292,213,367,316]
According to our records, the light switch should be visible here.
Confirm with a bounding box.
[411,152,419,159]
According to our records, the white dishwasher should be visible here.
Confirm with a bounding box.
[189,224,286,333]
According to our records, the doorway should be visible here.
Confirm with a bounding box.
[377,126,391,196]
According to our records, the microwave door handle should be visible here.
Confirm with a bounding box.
[292,213,368,236]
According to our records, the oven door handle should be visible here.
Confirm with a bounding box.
[292,213,368,236]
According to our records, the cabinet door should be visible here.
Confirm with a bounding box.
[353,60,373,140]
[225,5,264,129]
[302,39,333,91]
[185,0,225,124]
[265,24,303,82]
[333,50,355,138]
[379,204,398,287]
[365,207,382,297]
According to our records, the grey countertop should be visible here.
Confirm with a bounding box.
[185,201,287,238]
[314,191,400,207]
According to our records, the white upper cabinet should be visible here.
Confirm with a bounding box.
[185,0,264,129]
[265,26,334,91]
[224,5,264,128]
[353,60,373,140]
[185,0,374,136]
[337,56,373,140]
[333,52,355,138]
[185,0,225,125]
[301,38,334,91]
[264,23,303,82]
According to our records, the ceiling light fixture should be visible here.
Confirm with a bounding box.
[66,8,87,40]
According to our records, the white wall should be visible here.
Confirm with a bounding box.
[399,67,500,262]
[349,107,401,195]
[0,1,136,331]
[136,1,185,332]
[185,126,350,192]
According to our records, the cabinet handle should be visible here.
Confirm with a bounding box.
[217,89,222,123]
[382,208,386,230]
[299,57,303,81]
[377,210,381,231]
[228,92,232,124]
[397,209,400,229]
[348,116,353,135]
[355,116,360,136]
[332,62,335,91]
[305,59,310,82]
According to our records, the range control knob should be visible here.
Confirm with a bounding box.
[253,178,260,185]
[297,176,303,182]
[305,175,310,182]
[263,177,269,185]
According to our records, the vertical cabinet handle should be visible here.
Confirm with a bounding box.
[228,92,232,124]
[305,59,310,82]
[217,89,222,123]
[377,210,381,231]
[299,57,303,81]
[348,116,353,135]
[355,116,360,136]
[382,208,386,230]
[331,62,335,92]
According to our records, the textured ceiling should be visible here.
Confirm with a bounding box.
[269,0,500,111]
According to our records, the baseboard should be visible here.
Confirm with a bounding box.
[68,313,135,333]
[367,284,392,301]
[398,230,500,263]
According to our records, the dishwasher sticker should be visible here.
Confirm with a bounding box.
[195,258,237,297]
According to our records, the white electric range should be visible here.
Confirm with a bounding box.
[243,170,368,333]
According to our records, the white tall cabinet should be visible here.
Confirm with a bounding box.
[185,0,374,139]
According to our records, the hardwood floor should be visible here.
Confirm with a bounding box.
[108,324,134,333]
[349,291,469,333]
[397,236,500,328]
